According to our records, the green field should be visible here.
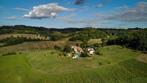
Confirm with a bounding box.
[0,45,147,83]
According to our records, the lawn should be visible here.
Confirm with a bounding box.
[0,45,147,83]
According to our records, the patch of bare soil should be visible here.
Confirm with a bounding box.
[137,54,147,63]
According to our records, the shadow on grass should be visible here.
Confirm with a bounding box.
[2,52,17,56]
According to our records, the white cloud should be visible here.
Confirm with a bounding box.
[58,14,100,25]
[106,2,147,22]
[24,3,74,19]
[7,16,17,20]
[96,3,103,8]
[14,7,29,11]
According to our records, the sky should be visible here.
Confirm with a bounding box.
[0,0,147,28]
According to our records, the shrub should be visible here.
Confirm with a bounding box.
[80,42,89,48]
[98,62,102,65]
[107,31,147,51]
[95,48,102,55]
[69,28,107,42]
[54,45,62,51]
[63,45,72,53]
[0,37,43,47]
[108,62,111,64]
[93,43,101,47]
[81,52,89,57]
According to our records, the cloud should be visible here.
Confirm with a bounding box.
[95,13,104,17]
[58,14,99,24]
[24,3,74,19]
[14,7,29,11]
[7,16,17,20]
[74,0,85,5]
[106,2,147,22]
[95,3,103,8]
[95,0,111,8]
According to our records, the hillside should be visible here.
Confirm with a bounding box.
[0,25,147,83]
[0,45,147,83]
[1,0,147,82]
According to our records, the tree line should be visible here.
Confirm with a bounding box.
[107,30,147,51]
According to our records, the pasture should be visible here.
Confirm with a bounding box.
[0,45,147,83]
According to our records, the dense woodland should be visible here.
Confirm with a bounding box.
[107,30,147,51]
[0,25,147,51]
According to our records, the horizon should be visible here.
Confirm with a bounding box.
[1,24,146,29]
[0,0,147,28]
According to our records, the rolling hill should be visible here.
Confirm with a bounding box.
[0,45,147,83]
[0,25,147,83]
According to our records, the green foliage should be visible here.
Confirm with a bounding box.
[80,52,89,57]
[0,25,50,35]
[69,28,107,42]
[54,45,62,51]
[107,31,147,51]
[95,48,102,55]
[0,38,24,46]
[0,37,41,46]
[2,52,17,56]
[80,41,89,48]
[92,43,102,50]
[63,45,72,53]
[50,34,65,41]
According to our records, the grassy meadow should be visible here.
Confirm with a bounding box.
[0,45,147,83]
[0,0,147,82]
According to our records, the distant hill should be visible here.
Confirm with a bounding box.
[0,25,51,35]
[1,25,146,35]
[0,25,147,51]
[0,25,83,35]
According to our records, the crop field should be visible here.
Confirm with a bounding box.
[0,45,147,83]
